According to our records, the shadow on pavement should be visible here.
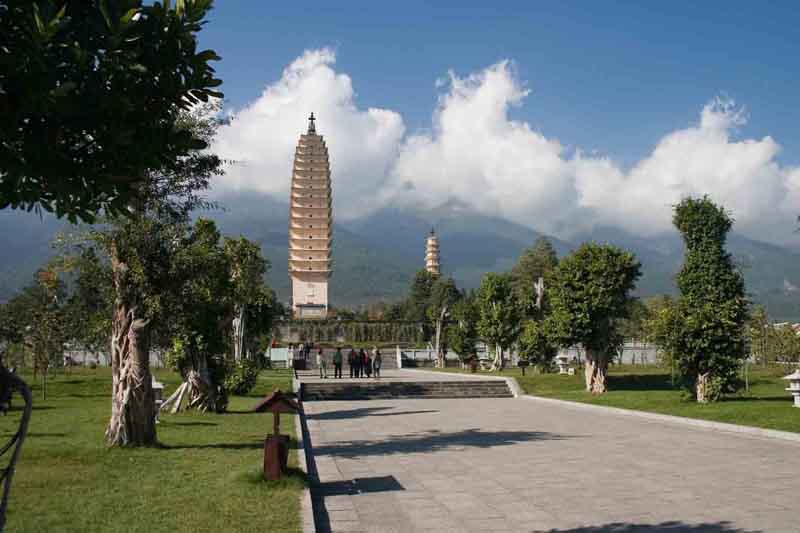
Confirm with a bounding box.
[313,428,576,458]
[318,475,405,496]
[308,406,438,420]
[542,521,756,532]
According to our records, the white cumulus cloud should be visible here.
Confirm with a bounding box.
[211,49,800,244]
[212,48,404,215]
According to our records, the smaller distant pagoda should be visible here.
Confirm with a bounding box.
[425,228,440,277]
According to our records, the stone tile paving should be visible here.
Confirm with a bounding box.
[303,396,800,533]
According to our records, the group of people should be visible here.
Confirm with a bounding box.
[346,347,382,379]
[286,343,382,379]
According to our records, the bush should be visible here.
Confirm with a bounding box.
[224,360,260,396]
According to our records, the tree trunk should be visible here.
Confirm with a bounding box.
[584,349,608,394]
[489,345,504,372]
[232,304,245,362]
[434,306,447,368]
[105,247,156,447]
[696,372,711,403]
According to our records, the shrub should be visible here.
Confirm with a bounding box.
[224,360,260,396]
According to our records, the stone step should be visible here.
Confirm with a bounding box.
[301,380,513,401]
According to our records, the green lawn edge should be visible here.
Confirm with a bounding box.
[428,365,800,434]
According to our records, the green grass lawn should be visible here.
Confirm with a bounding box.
[0,368,302,533]
[433,364,800,433]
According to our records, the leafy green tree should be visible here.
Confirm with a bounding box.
[673,197,748,402]
[63,246,114,362]
[476,273,521,371]
[223,236,269,361]
[445,297,479,362]
[10,269,68,398]
[161,219,231,412]
[0,0,222,221]
[617,298,651,342]
[517,319,559,372]
[1,0,224,446]
[746,305,770,366]
[427,277,461,366]
[511,237,558,317]
[405,269,435,323]
[549,243,641,393]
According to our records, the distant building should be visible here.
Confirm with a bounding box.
[289,113,332,319]
[425,228,440,277]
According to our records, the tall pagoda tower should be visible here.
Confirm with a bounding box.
[289,113,332,318]
[425,228,440,277]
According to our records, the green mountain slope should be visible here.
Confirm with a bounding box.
[2,195,800,319]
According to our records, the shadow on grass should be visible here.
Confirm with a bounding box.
[165,421,219,427]
[606,374,675,392]
[163,437,301,451]
[313,428,576,458]
[239,466,308,488]
[544,521,755,532]
[163,440,264,450]
[721,395,788,403]
[307,406,439,420]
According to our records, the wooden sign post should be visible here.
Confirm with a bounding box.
[254,389,300,481]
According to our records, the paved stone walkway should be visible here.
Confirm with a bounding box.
[303,396,799,533]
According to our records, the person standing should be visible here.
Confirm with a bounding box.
[348,348,358,378]
[333,347,343,379]
[317,347,328,379]
[358,348,368,378]
[373,348,382,379]
[288,344,298,379]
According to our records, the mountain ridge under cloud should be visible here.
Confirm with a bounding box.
[3,194,800,320]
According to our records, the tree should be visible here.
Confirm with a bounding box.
[405,269,435,323]
[223,236,269,361]
[617,298,651,343]
[160,219,231,413]
[427,277,461,367]
[511,237,558,317]
[549,243,641,393]
[672,197,748,402]
[746,306,770,366]
[0,0,222,221]
[476,273,521,371]
[2,0,223,447]
[446,297,479,362]
[9,269,68,397]
[517,319,559,372]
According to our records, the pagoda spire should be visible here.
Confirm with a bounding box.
[425,229,440,277]
[307,112,316,134]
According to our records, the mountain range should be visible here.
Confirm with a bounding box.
[3,193,800,320]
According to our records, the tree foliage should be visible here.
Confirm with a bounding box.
[511,237,558,317]
[476,273,521,370]
[548,242,641,393]
[672,196,748,402]
[517,319,559,372]
[0,0,222,221]
[445,296,479,361]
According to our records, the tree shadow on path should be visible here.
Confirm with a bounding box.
[542,521,756,532]
[313,428,576,458]
[307,406,439,420]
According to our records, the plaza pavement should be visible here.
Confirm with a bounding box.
[301,384,799,532]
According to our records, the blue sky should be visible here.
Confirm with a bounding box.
[200,1,800,168]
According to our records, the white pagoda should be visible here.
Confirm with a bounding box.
[425,228,440,277]
[289,113,332,318]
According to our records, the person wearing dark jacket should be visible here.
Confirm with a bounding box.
[348,348,358,378]
[333,348,343,379]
